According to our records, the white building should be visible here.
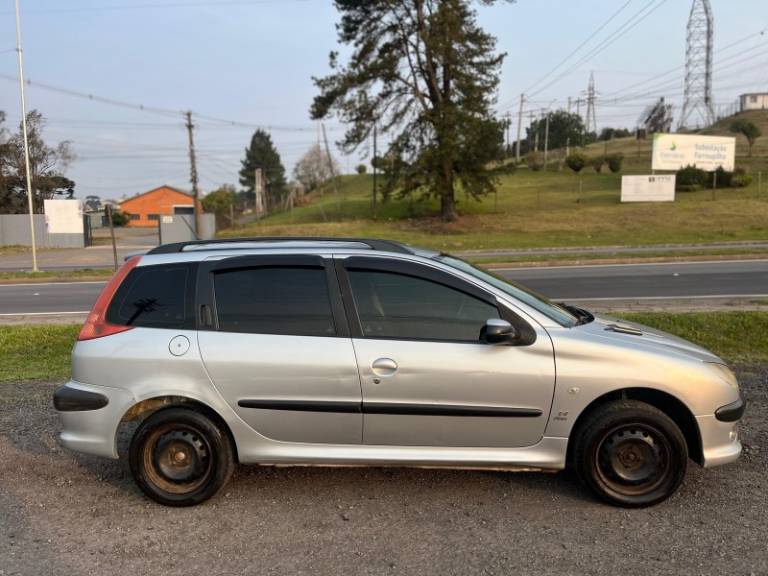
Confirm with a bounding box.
[740,92,768,112]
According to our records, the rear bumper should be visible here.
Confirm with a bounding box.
[54,381,135,459]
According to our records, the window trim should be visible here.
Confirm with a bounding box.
[197,254,349,338]
[336,256,535,345]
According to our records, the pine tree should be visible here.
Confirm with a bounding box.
[311,0,510,221]
[238,129,287,210]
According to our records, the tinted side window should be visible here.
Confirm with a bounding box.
[107,264,190,328]
[213,266,335,337]
[348,270,499,341]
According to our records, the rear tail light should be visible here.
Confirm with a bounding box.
[78,256,141,341]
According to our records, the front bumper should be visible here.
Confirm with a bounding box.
[54,381,135,459]
[697,411,743,468]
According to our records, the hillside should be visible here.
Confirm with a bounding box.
[219,109,768,252]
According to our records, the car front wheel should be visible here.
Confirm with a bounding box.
[129,407,235,507]
[573,400,688,507]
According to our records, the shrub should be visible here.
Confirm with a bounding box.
[675,165,707,191]
[704,166,733,189]
[732,167,753,188]
[591,156,605,173]
[526,151,543,172]
[565,152,587,173]
[356,164,368,175]
[606,153,624,173]
[109,210,130,227]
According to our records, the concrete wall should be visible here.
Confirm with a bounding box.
[0,214,85,248]
[159,214,216,245]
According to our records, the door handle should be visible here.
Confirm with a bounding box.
[371,357,398,376]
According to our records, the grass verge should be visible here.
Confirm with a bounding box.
[1,312,766,382]
[0,325,79,382]
[0,269,113,284]
[618,312,768,364]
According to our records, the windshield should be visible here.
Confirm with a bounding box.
[436,255,579,327]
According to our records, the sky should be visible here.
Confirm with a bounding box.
[0,0,766,200]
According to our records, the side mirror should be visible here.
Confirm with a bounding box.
[481,318,518,345]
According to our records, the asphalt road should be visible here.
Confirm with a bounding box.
[1,366,766,575]
[1,260,766,316]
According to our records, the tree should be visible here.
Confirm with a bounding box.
[238,129,287,210]
[356,164,368,175]
[293,143,339,191]
[565,152,587,173]
[606,153,624,173]
[202,184,236,228]
[527,111,585,152]
[730,119,761,157]
[311,0,511,221]
[0,110,75,214]
[598,127,631,141]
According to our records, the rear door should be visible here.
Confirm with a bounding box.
[197,254,362,444]
[337,256,556,448]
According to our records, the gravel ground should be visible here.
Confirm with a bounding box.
[1,366,766,576]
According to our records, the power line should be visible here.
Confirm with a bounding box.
[0,0,309,16]
[528,0,669,99]
[522,0,634,96]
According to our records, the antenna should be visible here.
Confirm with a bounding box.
[679,0,715,129]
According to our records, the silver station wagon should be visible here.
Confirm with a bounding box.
[54,237,745,507]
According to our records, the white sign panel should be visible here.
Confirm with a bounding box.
[621,175,676,203]
[652,133,736,171]
[44,199,83,233]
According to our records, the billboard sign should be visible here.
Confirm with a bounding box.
[44,199,83,234]
[652,133,735,171]
[621,175,676,203]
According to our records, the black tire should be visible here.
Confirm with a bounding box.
[572,400,688,508]
[129,407,235,507]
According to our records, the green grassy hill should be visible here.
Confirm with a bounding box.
[222,110,768,252]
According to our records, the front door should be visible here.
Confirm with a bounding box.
[197,255,362,445]
[337,256,555,448]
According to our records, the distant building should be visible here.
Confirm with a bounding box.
[119,185,202,228]
[740,93,768,112]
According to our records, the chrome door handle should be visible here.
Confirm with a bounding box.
[371,358,398,376]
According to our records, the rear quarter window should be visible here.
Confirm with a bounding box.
[106,263,194,329]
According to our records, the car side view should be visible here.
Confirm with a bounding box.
[54,237,745,508]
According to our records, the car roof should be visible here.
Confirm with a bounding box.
[145,237,440,260]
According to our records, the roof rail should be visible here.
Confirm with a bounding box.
[146,237,415,256]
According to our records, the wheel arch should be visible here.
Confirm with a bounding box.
[566,388,703,466]
[119,395,239,462]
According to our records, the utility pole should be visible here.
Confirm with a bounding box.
[184,111,202,239]
[544,112,551,168]
[504,113,511,156]
[14,0,37,271]
[105,204,118,271]
[567,96,572,114]
[321,123,341,215]
[372,124,378,218]
[515,93,525,163]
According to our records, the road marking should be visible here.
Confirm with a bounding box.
[490,259,768,272]
[0,311,90,317]
[0,281,107,288]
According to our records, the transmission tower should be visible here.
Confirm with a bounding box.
[584,72,597,134]
[679,0,715,129]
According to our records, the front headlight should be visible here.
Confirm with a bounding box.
[705,362,739,389]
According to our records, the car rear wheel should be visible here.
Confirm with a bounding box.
[573,400,688,507]
[129,407,235,507]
